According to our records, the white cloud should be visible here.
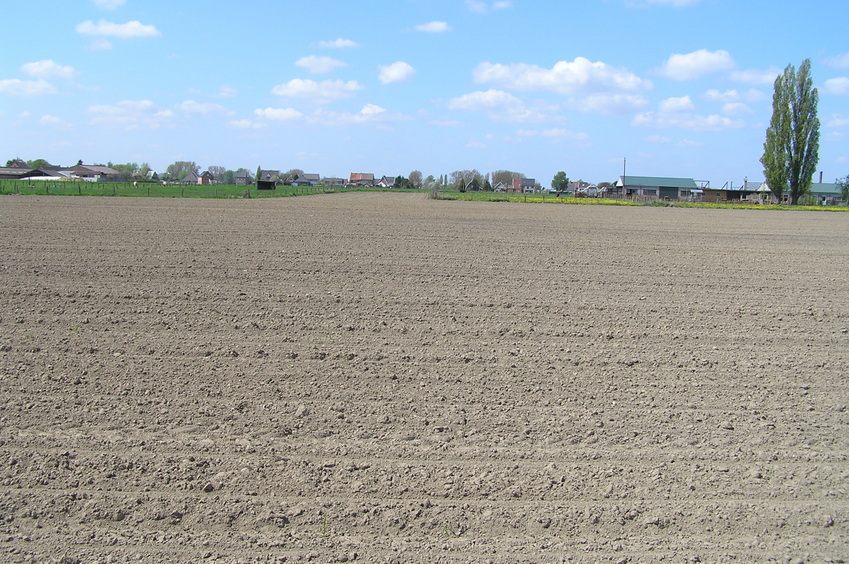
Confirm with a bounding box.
[360,103,386,116]
[646,135,671,143]
[448,89,518,110]
[703,88,766,103]
[0,79,57,96]
[829,115,849,128]
[88,39,113,50]
[318,38,358,49]
[271,78,364,101]
[312,104,395,126]
[295,55,348,74]
[824,77,849,95]
[721,102,752,116]
[678,139,702,147]
[659,95,694,112]
[379,61,415,84]
[430,118,463,127]
[824,53,849,69]
[21,60,78,80]
[466,0,513,13]
[75,19,161,38]
[659,49,735,80]
[632,111,745,130]
[216,85,238,98]
[255,107,304,121]
[87,99,173,129]
[573,94,649,114]
[177,100,234,116]
[518,128,588,140]
[229,119,266,130]
[92,0,126,8]
[447,89,548,122]
[39,114,71,128]
[415,21,451,33]
[730,68,780,85]
[542,128,587,139]
[474,57,652,94]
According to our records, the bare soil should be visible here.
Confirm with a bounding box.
[1,193,848,563]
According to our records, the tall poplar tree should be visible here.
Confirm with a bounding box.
[761,59,820,205]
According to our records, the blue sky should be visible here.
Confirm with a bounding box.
[2,0,848,187]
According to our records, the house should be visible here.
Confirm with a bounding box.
[348,173,375,187]
[563,180,592,195]
[322,177,345,187]
[808,182,843,205]
[703,179,763,202]
[720,181,842,205]
[68,163,121,182]
[466,178,481,191]
[234,170,252,185]
[300,173,321,186]
[0,167,51,180]
[287,173,321,187]
[287,174,311,186]
[181,171,200,184]
[492,181,508,192]
[616,175,698,199]
[377,175,397,188]
[257,169,281,190]
[199,171,214,185]
[510,178,535,193]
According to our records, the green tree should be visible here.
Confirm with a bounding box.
[761,59,820,205]
[408,170,422,188]
[208,165,227,182]
[165,161,199,181]
[393,175,415,190]
[837,175,849,205]
[27,158,52,169]
[483,178,492,191]
[450,169,482,187]
[551,171,569,192]
[111,162,139,180]
[491,170,524,187]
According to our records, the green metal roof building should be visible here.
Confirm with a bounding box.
[615,175,699,199]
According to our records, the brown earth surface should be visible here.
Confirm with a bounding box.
[1,193,848,563]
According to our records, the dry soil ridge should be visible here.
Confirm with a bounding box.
[0,193,847,563]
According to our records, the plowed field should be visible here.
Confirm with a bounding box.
[1,193,847,563]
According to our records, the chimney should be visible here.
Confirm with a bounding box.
[819,171,823,184]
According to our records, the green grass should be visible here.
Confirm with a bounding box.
[674,201,848,211]
[3,180,845,211]
[432,190,848,211]
[0,179,354,199]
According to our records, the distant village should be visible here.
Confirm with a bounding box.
[1,158,844,206]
